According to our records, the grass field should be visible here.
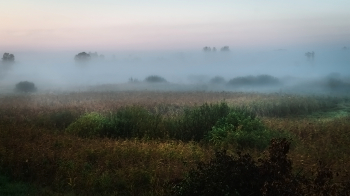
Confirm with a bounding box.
[0,90,349,195]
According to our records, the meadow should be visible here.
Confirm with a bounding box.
[0,90,350,195]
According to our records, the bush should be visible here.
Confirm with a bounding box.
[104,106,163,139]
[327,78,349,90]
[49,111,78,130]
[15,81,37,93]
[74,52,91,62]
[256,74,280,85]
[66,107,163,139]
[144,75,167,83]
[208,110,292,149]
[65,112,108,138]
[36,110,78,130]
[172,138,350,196]
[170,102,231,141]
[172,150,262,196]
[2,53,15,63]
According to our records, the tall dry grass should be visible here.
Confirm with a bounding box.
[0,125,212,195]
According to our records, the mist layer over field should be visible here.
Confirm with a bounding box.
[0,47,349,94]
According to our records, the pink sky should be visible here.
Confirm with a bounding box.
[1,0,350,51]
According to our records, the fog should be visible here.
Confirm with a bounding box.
[1,46,349,95]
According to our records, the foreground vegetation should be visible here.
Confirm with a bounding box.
[0,91,349,195]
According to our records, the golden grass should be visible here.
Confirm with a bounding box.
[0,124,212,195]
[263,116,350,179]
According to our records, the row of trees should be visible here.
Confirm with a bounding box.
[2,53,15,63]
[74,52,105,62]
[1,53,15,79]
[305,51,315,60]
[203,46,230,52]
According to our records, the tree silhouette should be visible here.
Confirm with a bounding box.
[88,52,98,58]
[74,52,91,62]
[305,51,315,60]
[203,46,212,52]
[2,53,15,63]
[220,46,230,52]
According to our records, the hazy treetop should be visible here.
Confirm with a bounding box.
[2,53,15,62]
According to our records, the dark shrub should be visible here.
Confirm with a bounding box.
[170,102,231,141]
[256,74,280,85]
[172,150,262,196]
[144,75,167,83]
[36,110,78,130]
[172,139,299,196]
[15,81,37,93]
[172,138,350,196]
[66,107,163,139]
[50,111,78,130]
[104,106,163,139]
[227,75,255,86]
[2,53,15,62]
[74,52,91,62]
[327,78,349,90]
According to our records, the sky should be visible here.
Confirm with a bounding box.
[1,0,350,52]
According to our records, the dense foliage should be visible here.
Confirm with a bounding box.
[15,81,37,93]
[144,75,167,83]
[208,110,292,149]
[173,139,350,196]
[64,102,291,148]
[170,102,231,141]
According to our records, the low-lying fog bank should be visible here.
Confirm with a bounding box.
[1,74,349,96]
[0,48,349,95]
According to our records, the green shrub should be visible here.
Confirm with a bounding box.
[66,112,108,138]
[170,102,231,141]
[208,110,292,149]
[104,106,163,139]
[15,81,37,93]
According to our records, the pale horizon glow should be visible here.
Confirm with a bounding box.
[1,0,350,52]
